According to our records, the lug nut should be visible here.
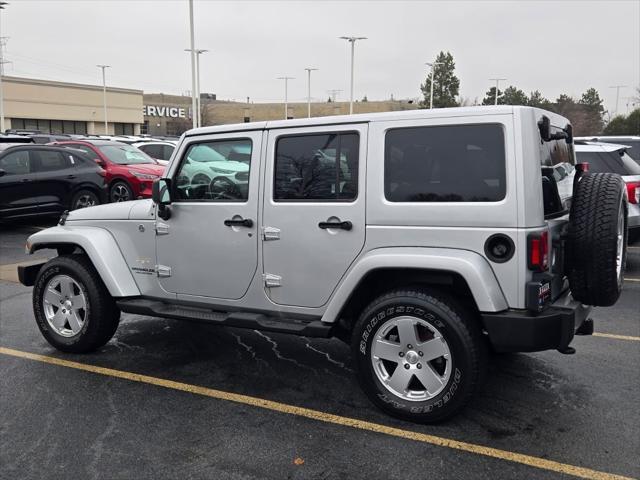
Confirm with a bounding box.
[399,352,404,357]
[417,363,422,369]
[418,351,423,357]
[407,344,413,349]
[404,364,410,369]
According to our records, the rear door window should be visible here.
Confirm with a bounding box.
[384,124,506,202]
[0,150,32,175]
[33,150,72,172]
[575,151,626,174]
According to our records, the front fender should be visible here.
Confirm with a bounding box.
[26,226,140,298]
[321,247,508,323]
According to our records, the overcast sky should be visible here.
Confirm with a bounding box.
[2,0,639,115]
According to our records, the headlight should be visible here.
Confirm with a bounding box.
[129,170,159,180]
[209,166,235,175]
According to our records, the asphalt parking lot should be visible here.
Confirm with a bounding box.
[0,220,638,480]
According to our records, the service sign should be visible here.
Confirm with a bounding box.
[143,105,187,118]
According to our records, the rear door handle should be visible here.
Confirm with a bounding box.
[318,220,352,231]
[224,217,253,228]
[66,174,76,179]
[21,178,31,183]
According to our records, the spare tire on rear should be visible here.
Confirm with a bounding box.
[565,173,628,306]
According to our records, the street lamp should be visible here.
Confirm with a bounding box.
[0,1,9,133]
[425,62,442,109]
[96,65,110,134]
[489,78,507,106]
[609,85,628,117]
[277,76,294,119]
[304,67,318,118]
[185,48,208,127]
[339,36,367,114]
[187,0,197,129]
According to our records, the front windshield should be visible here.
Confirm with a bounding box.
[98,144,157,165]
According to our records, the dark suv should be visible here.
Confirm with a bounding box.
[0,144,107,220]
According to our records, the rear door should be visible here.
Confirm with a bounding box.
[262,124,367,308]
[31,149,75,213]
[0,149,40,218]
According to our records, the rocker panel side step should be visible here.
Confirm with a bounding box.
[116,297,332,338]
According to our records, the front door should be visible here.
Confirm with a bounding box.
[155,131,262,299]
[262,124,367,308]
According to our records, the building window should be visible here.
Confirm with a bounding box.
[141,121,149,135]
[114,123,134,135]
[243,117,251,123]
[10,118,86,134]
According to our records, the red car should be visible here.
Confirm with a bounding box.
[51,140,165,202]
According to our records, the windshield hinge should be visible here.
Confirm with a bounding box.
[262,226,280,241]
[155,222,170,235]
[263,273,282,287]
[156,265,172,278]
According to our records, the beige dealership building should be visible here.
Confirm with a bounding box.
[2,76,144,135]
[2,75,419,138]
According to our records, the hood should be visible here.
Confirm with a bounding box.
[66,199,155,221]
[126,163,166,175]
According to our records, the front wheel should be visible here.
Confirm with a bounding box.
[110,181,133,203]
[71,189,100,210]
[351,289,486,423]
[33,255,120,353]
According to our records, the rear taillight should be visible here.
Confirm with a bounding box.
[626,182,640,204]
[528,230,549,271]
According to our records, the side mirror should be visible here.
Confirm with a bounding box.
[538,115,551,142]
[152,178,172,220]
[152,178,172,205]
[93,158,105,166]
[0,169,6,178]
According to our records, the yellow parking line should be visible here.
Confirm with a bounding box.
[593,333,640,342]
[624,277,640,283]
[0,347,633,480]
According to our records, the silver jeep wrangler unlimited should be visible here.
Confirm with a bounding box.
[20,107,628,423]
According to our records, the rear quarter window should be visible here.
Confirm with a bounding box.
[384,124,506,202]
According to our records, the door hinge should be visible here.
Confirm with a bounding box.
[155,222,170,235]
[263,273,282,287]
[156,265,172,278]
[262,226,280,241]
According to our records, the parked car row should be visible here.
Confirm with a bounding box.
[0,133,170,220]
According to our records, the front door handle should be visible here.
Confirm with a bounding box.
[21,178,31,183]
[67,174,76,179]
[318,220,352,231]
[224,217,253,228]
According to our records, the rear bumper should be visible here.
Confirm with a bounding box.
[481,290,591,353]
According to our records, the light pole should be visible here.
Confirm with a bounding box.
[188,0,197,129]
[0,1,8,133]
[304,67,318,118]
[425,62,442,109]
[609,85,627,117]
[489,78,507,106]
[185,48,208,127]
[277,76,294,119]
[339,36,367,114]
[96,65,110,134]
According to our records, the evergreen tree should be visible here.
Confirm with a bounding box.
[481,86,502,105]
[420,51,460,108]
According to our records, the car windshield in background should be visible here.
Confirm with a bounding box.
[98,145,156,165]
[576,150,640,175]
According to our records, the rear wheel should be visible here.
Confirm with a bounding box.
[351,288,486,423]
[566,173,627,306]
[33,255,120,353]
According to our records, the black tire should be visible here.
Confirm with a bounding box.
[33,255,120,353]
[566,173,628,306]
[110,181,133,203]
[351,288,486,423]
[71,189,100,210]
